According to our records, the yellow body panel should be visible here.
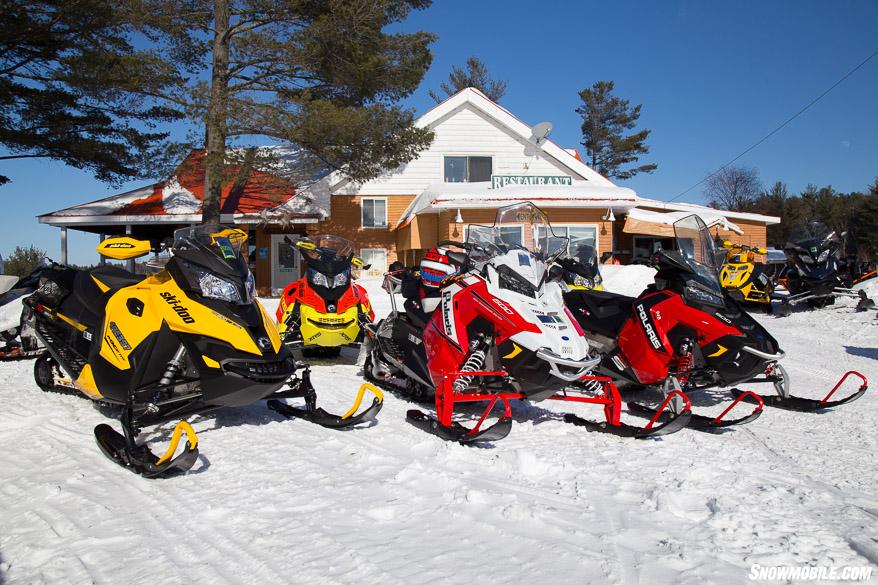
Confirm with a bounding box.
[257,301,282,353]
[567,283,605,292]
[91,276,111,293]
[98,273,261,370]
[74,364,102,399]
[720,262,770,304]
[298,304,361,347]
[97,237,151,260]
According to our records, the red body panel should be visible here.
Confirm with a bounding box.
[422,276,540,385]
[275,279,374,322]
[619,291,741,385]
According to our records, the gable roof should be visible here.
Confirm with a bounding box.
[39,150,327,226]
[328,87,617,193]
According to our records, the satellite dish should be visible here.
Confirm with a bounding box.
[530,121,553,145]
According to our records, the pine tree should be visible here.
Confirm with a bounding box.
[429,57,507,103]
[0,0,188,186]
[576,81,656,180]
[138,0,436,225]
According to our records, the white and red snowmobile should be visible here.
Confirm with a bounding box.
[564,215,868,431]
[363,202,692,443]
[0,261,51,361]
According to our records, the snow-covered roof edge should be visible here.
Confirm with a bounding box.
[637,198,781,225]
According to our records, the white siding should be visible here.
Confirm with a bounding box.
[334,104,588,196]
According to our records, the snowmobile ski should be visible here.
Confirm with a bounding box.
[628,389,763,432]
[94,418,199,479]
[0,347,46,361]
[267,367,383,428]
[732,370,867,412]
[405,393,513,444]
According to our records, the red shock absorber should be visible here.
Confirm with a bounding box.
[672,339,694,385]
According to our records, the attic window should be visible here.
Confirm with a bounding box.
[444,156,492,183]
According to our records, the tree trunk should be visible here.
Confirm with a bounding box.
[202,0,230,227]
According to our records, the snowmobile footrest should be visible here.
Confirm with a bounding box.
[406,409,513,443]
[267,383,383,428]
[732,369,868,412]
[94,420,199,479]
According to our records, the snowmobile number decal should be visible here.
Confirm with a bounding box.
[109,321,132,351]
[637,304,663,350]
[160,292,196,324]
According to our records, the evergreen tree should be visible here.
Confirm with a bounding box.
[0,0,188,186]
[852,179,878,259]
[4,245,45,278]
[576,80,656,180]
[139,0,436,225]
[429,57,507,103]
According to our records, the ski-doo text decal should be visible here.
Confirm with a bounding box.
[160,292,196,324]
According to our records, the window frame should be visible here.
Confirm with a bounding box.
[442,155,494,183]
[360,247,388,276]
[540,224,601,257]
[360,197,388,229]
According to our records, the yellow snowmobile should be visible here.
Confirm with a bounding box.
[276,236,374,358]
[719,241,774,307]
[26,226,382,478]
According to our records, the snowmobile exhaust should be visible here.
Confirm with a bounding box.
[267,366,384,428]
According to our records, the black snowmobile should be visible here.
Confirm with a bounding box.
[778,221,874,315]
[26,226,381,478]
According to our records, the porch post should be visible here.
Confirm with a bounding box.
[60,227,68,265]
[99,234,106,266]
[125,225,135,272]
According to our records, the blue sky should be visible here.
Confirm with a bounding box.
[2,0,876,265]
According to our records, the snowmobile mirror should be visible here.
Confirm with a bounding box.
[352,257,365,267]
[296,241,317,250]
[97,236,151,260]
[548,264,564,282]
[757,247,767,255]
[723,240,733,248]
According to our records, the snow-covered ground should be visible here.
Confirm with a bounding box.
[1,268,876,584]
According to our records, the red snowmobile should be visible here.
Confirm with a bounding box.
[363,202,691,443]
[564,215,868,431]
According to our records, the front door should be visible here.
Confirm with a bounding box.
[271,234,299,293]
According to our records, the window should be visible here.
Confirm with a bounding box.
[361,198,387,228]
[444,156,492,183]
[538,225,599,258]
[360,248,387,277]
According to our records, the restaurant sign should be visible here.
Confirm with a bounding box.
[491,175,573,189]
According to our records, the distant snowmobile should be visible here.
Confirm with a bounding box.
[565,215,868,431]
[364,202,690,443]
[778,221,874,315]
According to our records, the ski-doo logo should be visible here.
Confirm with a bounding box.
[108,321,131,351]
[104,242,134,249]
[160,292,196,324]
[637,304,663,350]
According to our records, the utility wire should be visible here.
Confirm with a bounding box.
[668,47,878,202]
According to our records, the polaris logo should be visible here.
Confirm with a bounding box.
[160,292,196,324]
[442,290,456,338]
[637,304,663,350]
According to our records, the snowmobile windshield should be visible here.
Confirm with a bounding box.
[572,244,599,275]
[297,235,356,290]
[674,215,725,306]
[466,202,568,264]
[171,225,255,304]
[787,222,838,250]
[466,203,568,295]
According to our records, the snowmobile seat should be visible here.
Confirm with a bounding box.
[88,266,145,291]
[566,290,635,338]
